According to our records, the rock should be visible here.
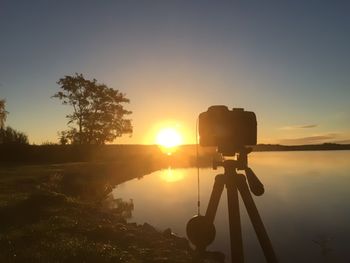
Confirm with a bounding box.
[162,228,172,237]
[142,222,156,232]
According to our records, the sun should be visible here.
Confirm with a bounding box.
[156,127,183,148]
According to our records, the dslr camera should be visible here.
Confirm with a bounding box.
[198,105,257,155]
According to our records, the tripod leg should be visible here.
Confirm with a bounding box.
[226,175,244,263]
[235,174,278,263]
[205,174,225,223]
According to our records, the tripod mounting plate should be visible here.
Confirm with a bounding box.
[213,147,252,171]
[218,146,253,157]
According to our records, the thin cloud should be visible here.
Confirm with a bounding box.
[279,133,339,145]
[280,124,318,130]
[299,124,318,129]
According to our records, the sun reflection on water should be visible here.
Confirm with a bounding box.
[158,167,185,183]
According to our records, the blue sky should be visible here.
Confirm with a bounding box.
[0,1,349,144]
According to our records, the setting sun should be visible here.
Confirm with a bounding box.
[156,127,183,148]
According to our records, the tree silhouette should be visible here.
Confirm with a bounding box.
[0,126,29,144]
[0,99,8,130]
[0,99,28,144]
[53,73,133,144]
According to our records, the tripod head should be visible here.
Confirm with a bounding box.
[213,147,265,196]
[213,147,251,170]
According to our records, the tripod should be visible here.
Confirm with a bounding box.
[187,149,278,263]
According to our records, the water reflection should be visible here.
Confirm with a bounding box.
[158,167,185,183]
[112,151,350,263]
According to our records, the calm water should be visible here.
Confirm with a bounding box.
[112,151,350,262]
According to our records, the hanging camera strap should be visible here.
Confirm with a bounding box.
[196,117,201,215]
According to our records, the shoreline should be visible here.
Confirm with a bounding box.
[0,161,224,262]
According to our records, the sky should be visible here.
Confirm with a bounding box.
[0,0,349,145]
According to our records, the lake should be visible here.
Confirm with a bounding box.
[112,151,350,262]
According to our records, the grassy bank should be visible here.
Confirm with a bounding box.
[0,161,223,262]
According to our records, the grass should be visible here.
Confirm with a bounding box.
[0,162,202,262]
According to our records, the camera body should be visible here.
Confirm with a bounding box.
[198,105,257,154]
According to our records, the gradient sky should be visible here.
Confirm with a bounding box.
[1,1,349,145]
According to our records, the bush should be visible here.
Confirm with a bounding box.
[0,126,29,144]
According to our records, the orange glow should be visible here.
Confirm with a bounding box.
[158,167,185,182]
[156,127,182,147]
[154,124,184,155]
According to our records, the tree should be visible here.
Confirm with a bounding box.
[0,126,29,144]
[0,99,29,144]
[53,73,133,144]
[0,99,8,130]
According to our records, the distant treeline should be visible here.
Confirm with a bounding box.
[0,143,349,164]
[0,144,214,166]
[253,143,350,151]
